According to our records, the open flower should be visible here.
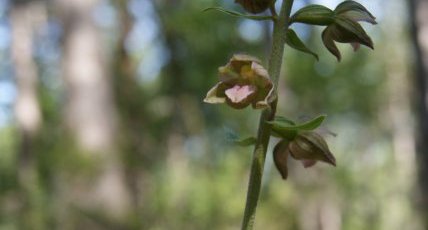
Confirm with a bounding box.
[204,54,273,109]
[273,131,336,179]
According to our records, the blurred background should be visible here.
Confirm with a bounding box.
[0,0,427,229]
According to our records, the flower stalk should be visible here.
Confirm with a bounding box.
[241,0,294,229]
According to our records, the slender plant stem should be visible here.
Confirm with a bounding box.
[241,1,294,229]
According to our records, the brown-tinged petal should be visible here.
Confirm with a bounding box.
[334,1,377,24]
[273,140,290,179]
[288,132,336,166]
[322,25,342,61]
[203,83,226,104]
[298,132,336,166]
[253,85,274,109]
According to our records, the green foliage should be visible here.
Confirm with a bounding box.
[285,29,319,60]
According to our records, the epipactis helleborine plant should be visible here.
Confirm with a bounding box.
[203,0,376,229]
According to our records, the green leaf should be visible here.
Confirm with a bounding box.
[203,7,275,21]
[271,129,298,141]
[273,116,296,125]
[234,137,257,146]
[224,128,257,147]
[267,114,326,133]
[285,29,319,60]
[290,4,335,25]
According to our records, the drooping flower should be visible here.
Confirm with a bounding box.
[322,1,377,61]
[289,1,377,61]
[204,54,273,109]
[273,131,336,179]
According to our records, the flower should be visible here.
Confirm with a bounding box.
[322,1,377,61]
[273,131,336,179]
[204,54,273,109]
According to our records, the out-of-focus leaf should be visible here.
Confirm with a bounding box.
[224,128,256,147]
[203,7,274,21]
[234,137,257,146]
[285,29,319,60]
[290,4,335,25]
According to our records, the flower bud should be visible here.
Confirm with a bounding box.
[322,17,373,61]
[235,0,275,14]
[288,132,336,167]
[273,131,336,180]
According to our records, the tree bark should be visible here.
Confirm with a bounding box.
[55,0,130,224]
[409,0,428,226]
[10,1,45,228]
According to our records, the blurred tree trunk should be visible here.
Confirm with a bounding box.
[409,0,428,226]
[10,1,45,228]
[111,0,147,228]
[11,0,43,175]
[55,0,130,225]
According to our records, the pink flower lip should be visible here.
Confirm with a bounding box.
[225,85,256,103]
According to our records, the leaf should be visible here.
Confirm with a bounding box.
[224,128,256,147]
[267,115,326,131]
[203,7,274,21]
[234,137,257,146]
[290,4,335,25]
[273,116,296,125]
[285,29,319,60]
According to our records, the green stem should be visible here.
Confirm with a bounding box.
[241,1,294,229]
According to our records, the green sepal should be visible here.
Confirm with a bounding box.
[285,29,319,61]
[334,1,376,24]
[290,4,335,26]
[334,16,373,49]
[203,7,275,21]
